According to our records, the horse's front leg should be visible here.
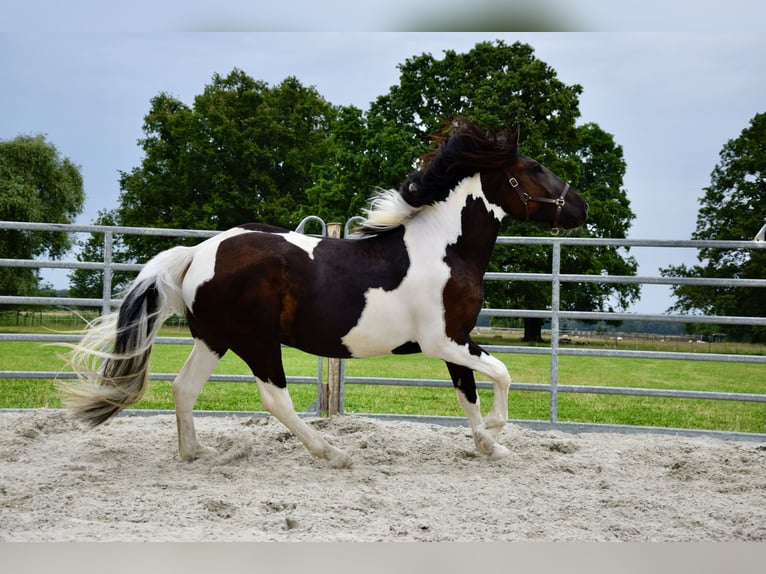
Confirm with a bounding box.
[478,354,512,439]
[446,361,510,461]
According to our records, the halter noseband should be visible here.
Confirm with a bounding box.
[507,172,570,235]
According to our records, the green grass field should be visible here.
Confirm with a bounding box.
[1,324,764,434]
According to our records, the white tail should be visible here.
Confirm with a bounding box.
[60,246,194,425]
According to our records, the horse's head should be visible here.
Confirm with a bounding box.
[358,120,589,236]
[491,127,588,233]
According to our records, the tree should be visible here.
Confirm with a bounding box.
[662,112,766,342]
[0,134,84,295]
[365,40,638,341]
[117,70,344,260]
[302,105,374,224]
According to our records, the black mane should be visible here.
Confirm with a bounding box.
[400,120,518,208]
[355,119,518,236]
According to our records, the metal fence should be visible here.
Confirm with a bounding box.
[2,219,766,441]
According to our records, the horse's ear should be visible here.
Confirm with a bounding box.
[497,125,521,149]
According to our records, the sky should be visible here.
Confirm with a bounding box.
[2,22,765,313]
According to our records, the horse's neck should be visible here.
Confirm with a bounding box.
[405,175,503,272]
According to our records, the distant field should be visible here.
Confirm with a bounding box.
[1,323,764,434]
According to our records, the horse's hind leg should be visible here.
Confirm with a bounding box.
[237,342,352,469]
[173,339,221,461]
[256,380,352,469]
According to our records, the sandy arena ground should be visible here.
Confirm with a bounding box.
[1,409,764,542]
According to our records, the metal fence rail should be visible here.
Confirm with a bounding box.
[2,219,765,440]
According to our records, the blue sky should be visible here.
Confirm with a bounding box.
[1,27,765,312]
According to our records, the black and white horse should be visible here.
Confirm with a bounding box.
[63,120,588,468]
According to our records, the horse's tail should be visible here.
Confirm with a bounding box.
[61,245,194,426]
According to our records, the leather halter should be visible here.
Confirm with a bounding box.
[506,171,570,235]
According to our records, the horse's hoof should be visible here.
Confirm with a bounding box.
[327,449,352,469]
[180,444,218,462]
[197,445,219,459]
[474,431,510,461]
[487,443,510,461]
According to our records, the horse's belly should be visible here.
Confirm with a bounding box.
[339,329,411,358]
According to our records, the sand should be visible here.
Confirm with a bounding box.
[1,409,764,542]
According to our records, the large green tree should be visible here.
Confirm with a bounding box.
[0,134,84,295]
[302,104,372,223]
[662,112,766,342]
[117,70,347,260]
[365,40,638,340]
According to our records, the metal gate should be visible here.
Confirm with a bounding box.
[2,219,765,441]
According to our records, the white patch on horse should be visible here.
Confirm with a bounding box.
[342,175,498,357]
[181,227,253,307]
[278,231,321,259]
[470,187,506,222]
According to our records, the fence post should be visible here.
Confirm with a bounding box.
[549,241,561,423]
[326,222,343,416]
[101,230,114,317]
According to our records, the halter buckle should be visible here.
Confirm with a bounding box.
[509,177,519,188]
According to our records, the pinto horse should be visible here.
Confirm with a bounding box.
[63,120,588,468]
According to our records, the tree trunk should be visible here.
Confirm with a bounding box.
[522,317,544,342]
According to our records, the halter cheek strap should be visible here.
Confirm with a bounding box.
[508,175,570,235]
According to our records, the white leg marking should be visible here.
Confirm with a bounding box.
[257,380,352,469]
[478,354,512,438]
[173,340,220,461]
[436,344,511,459]
[456,389,510,461]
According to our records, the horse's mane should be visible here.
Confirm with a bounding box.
[355,119,518,236]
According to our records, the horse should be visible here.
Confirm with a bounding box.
[62,119,588,468]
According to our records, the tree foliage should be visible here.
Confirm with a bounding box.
[302,105,372,223]
[0,134,83,295]
[662,112,766,341]
[117,70,349,260]
[106,41,638,341]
